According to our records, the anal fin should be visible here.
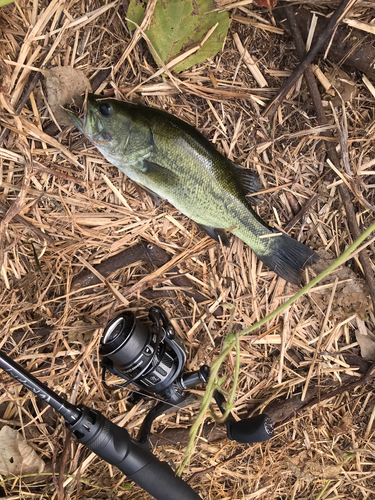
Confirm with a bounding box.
[137,183,161,206]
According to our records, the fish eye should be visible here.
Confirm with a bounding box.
[98,103,113,117]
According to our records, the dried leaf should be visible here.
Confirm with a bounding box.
[287,461,315,483]
[43,67,91,126]
[0,426,45,476]
[355,317,375,362]
[127,0,229,73]
[304,461,340,479]
[67,319,98,343]
[254,0,278,7]
[288,453,340,482]
[325,68,357,107]
[331,413,353,437]
[311,250,370,321]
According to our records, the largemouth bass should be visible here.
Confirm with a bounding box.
[68,94,318,284]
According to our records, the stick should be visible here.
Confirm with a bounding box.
[273,6,375,80]
[0,141,33,271]
[284,194,318,233]
[232,33,268,88]
[265,0,358,120]
[150,361,375,448]
[0,51,50,147]
[0,200,53,243]
[71,240,222,314]
[288,363,375,423]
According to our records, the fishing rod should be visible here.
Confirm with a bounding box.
[0,306,274,499]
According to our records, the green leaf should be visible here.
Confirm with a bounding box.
[127,0,145,28]
[224,332,235,344]
[127,0,229,73]
[121,483,132,490]
[222,402,232,411]
[0,0,14,5]
[216,375,227,387]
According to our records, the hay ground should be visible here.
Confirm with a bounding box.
[1,0,375,499]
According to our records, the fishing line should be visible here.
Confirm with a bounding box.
[0,353,197,413]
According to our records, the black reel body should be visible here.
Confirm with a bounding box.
[100,307,196,403]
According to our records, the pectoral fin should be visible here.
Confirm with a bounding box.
[141,159,179,186]
[198,224,231,247]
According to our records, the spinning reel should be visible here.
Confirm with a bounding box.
[100,306,274,445]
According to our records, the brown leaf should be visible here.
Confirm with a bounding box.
[43,67,91,126]
[355,317,375,362]
[288,453,340,482]
[325,68,357,107]
[0,426,45,476]
[254,0,278,7]
[311,250,370,321]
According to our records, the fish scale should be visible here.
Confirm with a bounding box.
[67,94,319,285]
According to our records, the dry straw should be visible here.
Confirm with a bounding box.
[0,0,375,499]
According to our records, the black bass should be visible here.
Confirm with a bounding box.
[68,94,318,284]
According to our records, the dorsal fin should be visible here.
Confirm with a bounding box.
[230,162,263,205]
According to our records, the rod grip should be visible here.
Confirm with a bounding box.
[128,461,201,500]
[69,406,202,500]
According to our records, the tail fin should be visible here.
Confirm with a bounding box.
[258,233,319,285]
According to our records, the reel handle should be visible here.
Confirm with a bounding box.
[226,414,274,444]
[213,390,274,444]
[148,305,170,331]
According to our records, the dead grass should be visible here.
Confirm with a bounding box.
[0,0,375,499]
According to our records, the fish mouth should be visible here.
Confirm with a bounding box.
[65,94,103,140]
[65,108,85,133]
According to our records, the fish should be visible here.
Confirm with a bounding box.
[67,94,318,285]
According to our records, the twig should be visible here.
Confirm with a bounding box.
[284,194,318,233]
[265,0,358,120]
[113,0,158,76]
[0,53,47,147]
[71,240,222,314]
[301,278,339,401]
[149,422,226,448]
[149,360,375,449]
[56,432,72,500]
[280,364,375,428]
[232,33,268,88]
[0,200,53,244]
[0,141,33,270]
[32,161,85,186]
[187,450,242,484]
